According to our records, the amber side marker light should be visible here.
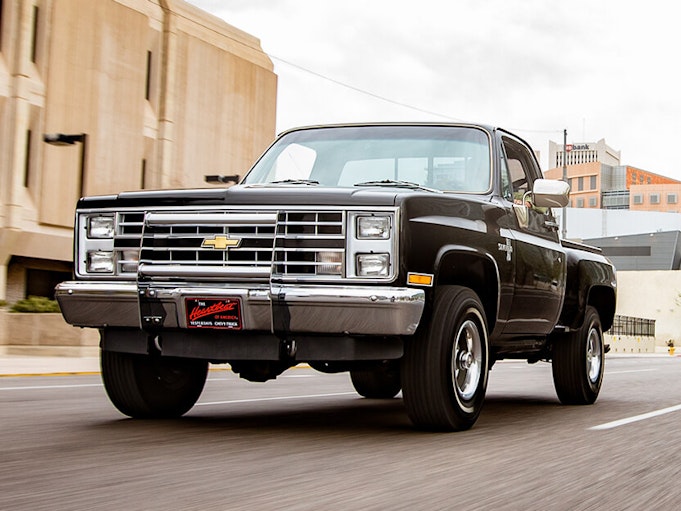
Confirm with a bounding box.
[407,272,434,287]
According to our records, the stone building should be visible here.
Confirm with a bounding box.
[0,0,277,302]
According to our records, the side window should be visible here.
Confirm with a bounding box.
[501,136,539,204]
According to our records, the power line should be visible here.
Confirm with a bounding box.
[270,55,465,122]
[271,55,562,135]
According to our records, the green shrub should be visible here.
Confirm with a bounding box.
[0,299,7,307]
[10,296,61,313]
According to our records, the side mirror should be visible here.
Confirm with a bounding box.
[532,179,570,208]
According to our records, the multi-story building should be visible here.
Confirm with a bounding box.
[548,139,621,168]
[544,141,681,210]
[0,0,277,302]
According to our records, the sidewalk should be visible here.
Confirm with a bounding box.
[0,355,101,376]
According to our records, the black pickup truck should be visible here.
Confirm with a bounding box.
[56,123,616,431]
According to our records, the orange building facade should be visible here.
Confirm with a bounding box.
[544,164,681,210]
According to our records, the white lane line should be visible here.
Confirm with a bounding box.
[0,383,102,391]
[589,403,681,430]
[196,392,356,407]
[607,369,656,375]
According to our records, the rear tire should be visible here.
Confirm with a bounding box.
[402,286,489,431]
[552,305,604,405]
[350,360,401,399]
[101,351,208,418]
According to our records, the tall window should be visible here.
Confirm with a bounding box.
[24,130,32,188]
[145,51,152,100]
[0,0,5,51]
[577,176,584,191]
[590,175,597,190]
[30,6,39,63]
[140,159,147,189]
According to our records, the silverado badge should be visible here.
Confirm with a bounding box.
[201,235,241,250]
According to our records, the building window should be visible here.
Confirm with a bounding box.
[647,177,652,184]
[141,158,147,189]
[588,197,597,207]
[23,130,32,187]
[668,193,677,204]
[577,176,584,191]
[639,175,644,183]
[145,51,152,100]
[30,6,39,63]
[0,0,4,51]
[650,193,660,205]
[633,194,643,205]
[631,171,637,182]
[590,175,597,190]
[576,198,585,208]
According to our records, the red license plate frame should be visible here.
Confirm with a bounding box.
[185,298,242,330]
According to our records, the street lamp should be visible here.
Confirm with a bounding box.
[43,133,88,197]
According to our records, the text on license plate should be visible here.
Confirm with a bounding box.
[185,298,242,330]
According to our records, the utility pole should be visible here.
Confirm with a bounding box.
[562,129,568,239]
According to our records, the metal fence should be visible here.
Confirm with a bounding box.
[608,315,656,337]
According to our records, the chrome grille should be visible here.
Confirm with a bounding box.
[138,211,277,280]
[273,211,345,279]
[113,212,145,275]
[132,209,348,281]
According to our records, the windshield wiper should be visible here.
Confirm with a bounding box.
[268,179,319,186]
[354,179,442,193]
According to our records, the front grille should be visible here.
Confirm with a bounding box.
[273,211,345,278]
[136,209,347,281]
[138,211,277,280]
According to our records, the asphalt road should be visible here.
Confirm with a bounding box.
[2,356,680,511]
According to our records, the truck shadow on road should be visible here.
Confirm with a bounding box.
[96,394,575,437]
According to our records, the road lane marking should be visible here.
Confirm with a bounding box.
[606,369,656,375]
[196,392,356,406]
[589,403,681,430]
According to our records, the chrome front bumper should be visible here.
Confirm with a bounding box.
[55,281,425,336]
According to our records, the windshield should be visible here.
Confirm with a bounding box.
[242,125,492,193]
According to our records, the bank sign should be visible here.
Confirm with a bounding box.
[565,143,591,152]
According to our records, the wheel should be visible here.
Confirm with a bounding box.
[401,286,489,431]
[552,305,604,405]
[101,350,208,418]
[350,360,401,399]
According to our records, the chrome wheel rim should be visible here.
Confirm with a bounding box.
[452,318,482,401]
[586,326,602,384]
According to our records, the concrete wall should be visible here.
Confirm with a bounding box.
[0,310,99,356]
[615,271,681,345]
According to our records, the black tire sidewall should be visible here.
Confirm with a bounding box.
[402,285,489,430]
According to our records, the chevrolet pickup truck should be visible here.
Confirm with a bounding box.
[56,123,616,431]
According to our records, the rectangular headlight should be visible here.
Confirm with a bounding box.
[87,215,115,239]
[86,250,114,273]
[356,253,390,277]
[357,216,390,239]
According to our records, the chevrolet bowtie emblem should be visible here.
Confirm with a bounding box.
[201,235,241,250]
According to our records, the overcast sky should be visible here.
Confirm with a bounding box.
[186,0,681,178]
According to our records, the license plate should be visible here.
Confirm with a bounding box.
[185,298,242,330]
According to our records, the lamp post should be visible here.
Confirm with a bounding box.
[562,128,568,239]
[43,133,88,197]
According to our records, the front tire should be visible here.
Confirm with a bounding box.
[552,305,604,405]
[101,351,208,418]
[402,286,489,431]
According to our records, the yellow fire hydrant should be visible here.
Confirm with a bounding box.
[667,340,675,356]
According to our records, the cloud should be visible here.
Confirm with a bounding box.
[187,0,681,177]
